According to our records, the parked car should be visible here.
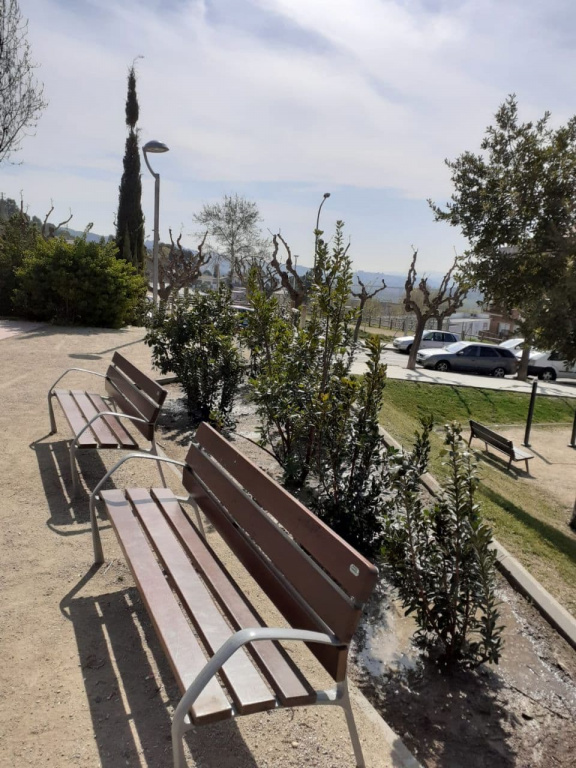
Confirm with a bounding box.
[520,350,576,381]
[392,329,460,353]
[498,338,525,352]
[416,342,519,377]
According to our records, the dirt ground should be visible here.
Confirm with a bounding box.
[2,322,576,768]
[0,325,411,768]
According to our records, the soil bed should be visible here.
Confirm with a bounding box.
[167,386,576,768]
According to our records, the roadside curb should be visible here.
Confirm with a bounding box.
[380,427,576,652]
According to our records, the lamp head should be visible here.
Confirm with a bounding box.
[143,140,169,154]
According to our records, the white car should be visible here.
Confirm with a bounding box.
[498,338,525,352]
[392,329,460,354]
[520,350,576,381]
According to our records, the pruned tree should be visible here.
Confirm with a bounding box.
[116,63,145,272]
[156,229,209,303]
[269,232,308,309]
[351,276,386,341]
[193,194,261,287]
[41,201,72,239]
[0,0,47,165]
[404,249,468,370]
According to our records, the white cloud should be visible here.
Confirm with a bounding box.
[5,0,576,271]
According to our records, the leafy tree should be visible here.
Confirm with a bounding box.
[403,249,468,370]
[193,194,261,287]
[429,94,576,370]
[0,0,47,164]
[13,236,146,327]
[382,421,504,669]
[145,288,244,427]
[116,65,145,272]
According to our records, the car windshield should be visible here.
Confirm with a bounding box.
[499,338,524,349]
[445,341,468,353]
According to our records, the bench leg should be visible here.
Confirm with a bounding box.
[90,496,104,564]
[151,436,168,488]
[48,393,57,434]
[525,459,530,475]
[339,679,366,768]
[70,439,81,497]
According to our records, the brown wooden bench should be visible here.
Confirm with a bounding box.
[48,352,167,495]
[89,422,379,768]
[468,419,533,473]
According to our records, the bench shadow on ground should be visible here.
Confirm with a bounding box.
[473,448,532,478]
[64,584,259,768]
[31,436,112,535]
[481,486,576,563]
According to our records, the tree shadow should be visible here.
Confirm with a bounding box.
[480,486,576,563]
[356,661,515,768]
[65,586,260,768]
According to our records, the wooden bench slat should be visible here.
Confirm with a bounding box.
[151,488,316,708]
[112,352,167,406]
[70,391,123,448]
[86,393,139,449]
[101,489,233,725]
[54,391,98,448]
[186,443,360,644]
[104,379,154,441]
[195,423,378,603]
[181,471,349,682]
[126,488,277,716]
[107,366,159,424]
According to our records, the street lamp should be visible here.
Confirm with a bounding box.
[314,192,330,278]
[142,140,169,305]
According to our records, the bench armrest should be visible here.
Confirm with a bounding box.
[48,367,108,395]
[89,452,188,563]
[172,627,341,755]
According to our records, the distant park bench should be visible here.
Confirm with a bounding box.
[89,422,379,768]
[468,419,533,473]
[48,352,167,495]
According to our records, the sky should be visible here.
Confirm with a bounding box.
[4,0,576,274]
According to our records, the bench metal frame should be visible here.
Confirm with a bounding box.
[468,420,532,473]
[89,451,370,768]
[48,364,164,496]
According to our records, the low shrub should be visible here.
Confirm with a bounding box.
[13,237,146,327]
[382,421,504,669]
[145,288,244,428]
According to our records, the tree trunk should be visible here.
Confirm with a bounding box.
[517,345,531,381]
[407,322,425,371]
[570,497,576,531]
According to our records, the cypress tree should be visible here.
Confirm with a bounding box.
[116,65,144,272]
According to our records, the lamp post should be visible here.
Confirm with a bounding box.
[142,140,169,305]
[313,192,330,279]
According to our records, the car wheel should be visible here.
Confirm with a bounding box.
[492,366,506,378]
[539,368,557,381]
[406,345,412,354]
[435,360,450,372]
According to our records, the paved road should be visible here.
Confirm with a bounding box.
[352,344,576,399]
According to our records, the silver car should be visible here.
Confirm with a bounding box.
[392,329,460,354]
[416,342,518,377]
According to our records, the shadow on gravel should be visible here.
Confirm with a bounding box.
[67,587,259,768]
[31,436,111,534]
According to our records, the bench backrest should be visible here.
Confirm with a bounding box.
[104,352,167,441]
[470,419,513,454]
[182,422,379,682]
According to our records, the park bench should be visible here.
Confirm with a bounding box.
[88,422,379,768]
[468,419,533,473]
[48,352,167,495]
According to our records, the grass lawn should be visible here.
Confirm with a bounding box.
[379,379,576,616]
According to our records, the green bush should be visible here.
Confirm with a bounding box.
[13,237,146,327]
[145,288,244,428]
[0,212,38,316]
[382,421,504,669]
